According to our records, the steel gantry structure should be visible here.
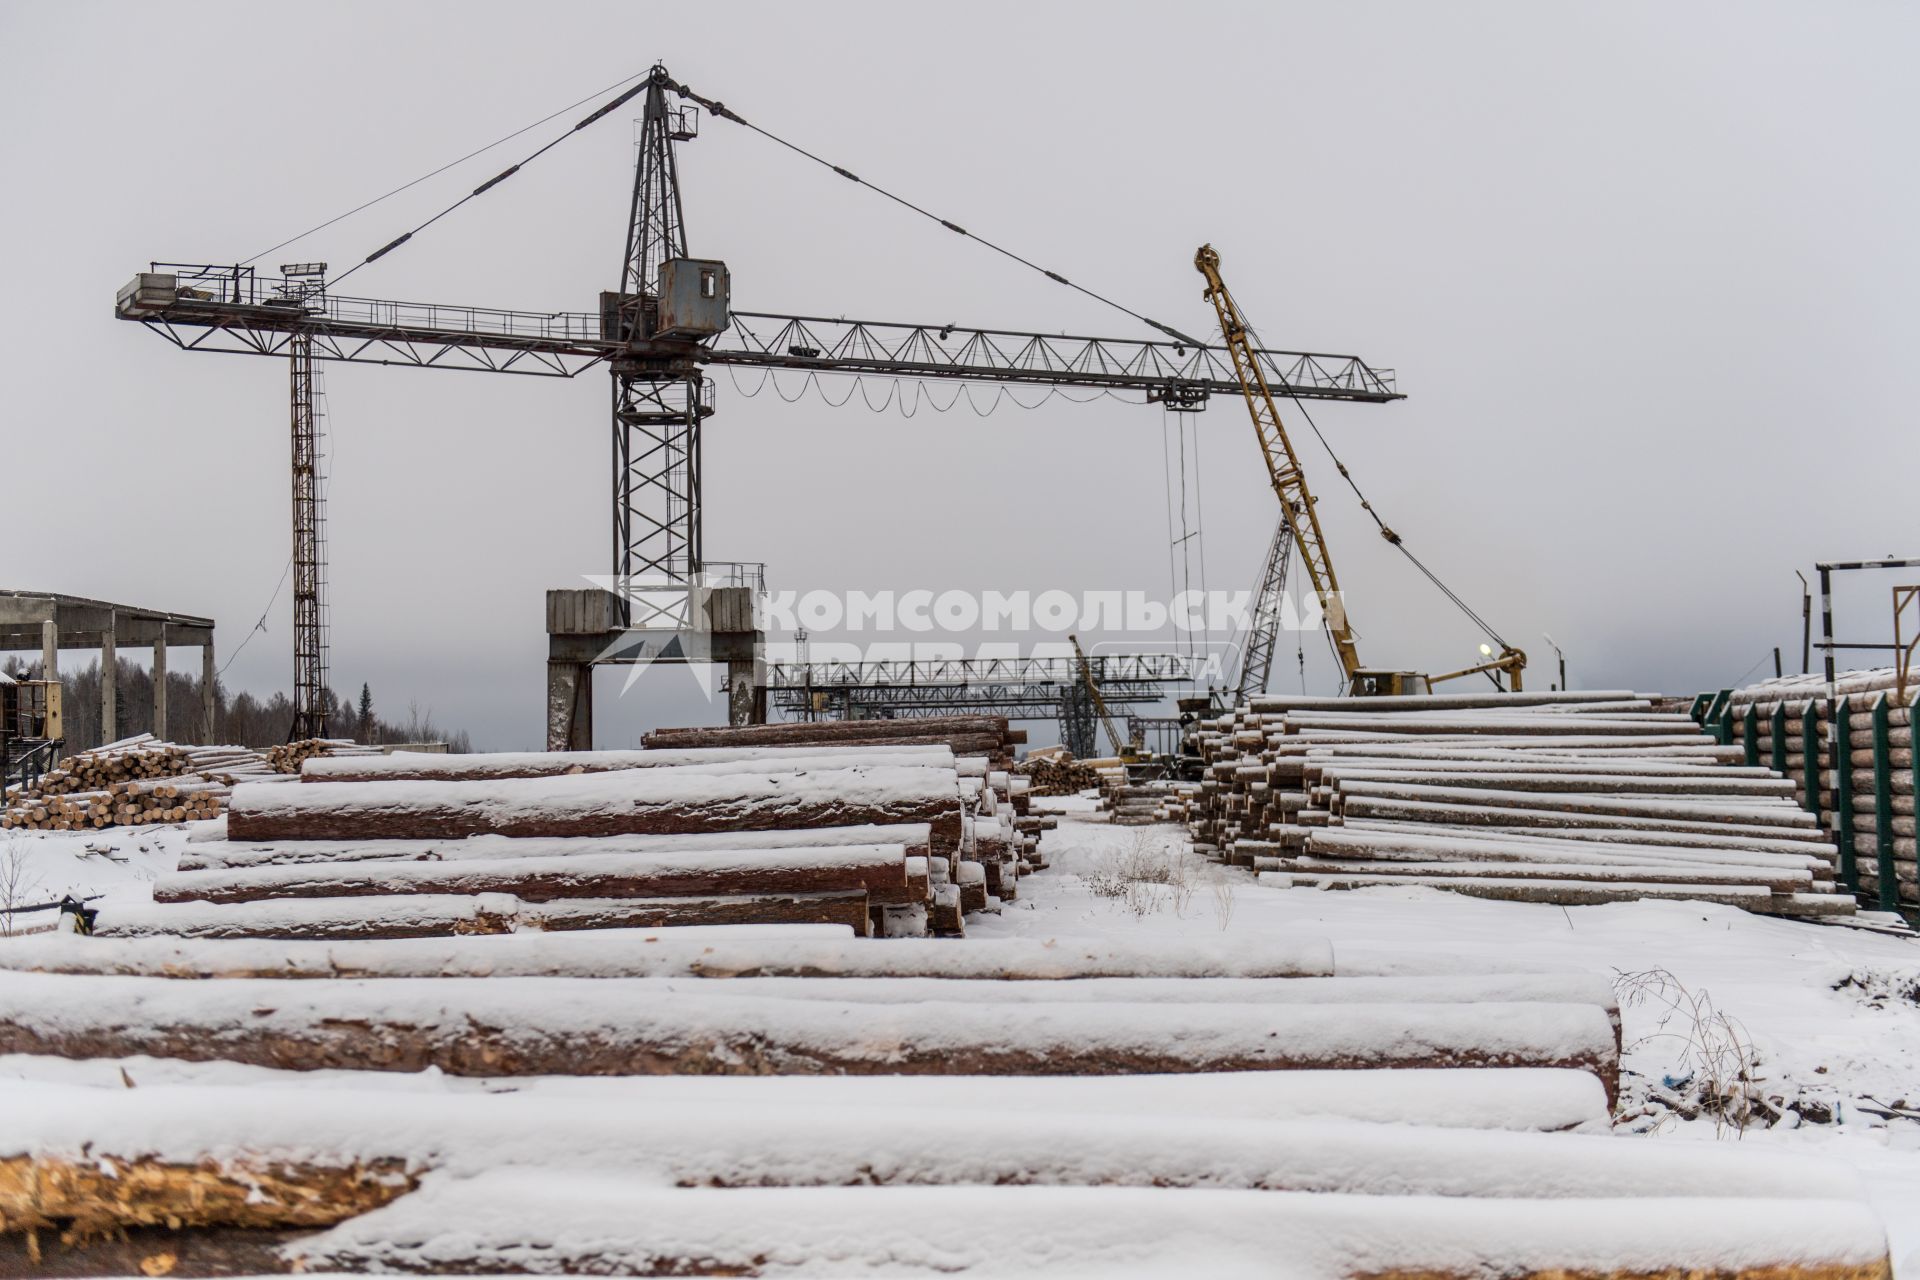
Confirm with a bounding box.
[764,653,1191,758]
[114,64,1402,745]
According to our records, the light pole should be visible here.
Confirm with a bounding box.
[1542,633,1567,692]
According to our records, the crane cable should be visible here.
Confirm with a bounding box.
[668,80,1207,350]
[243,70,652,268]
[1248,309,1513,654]
[329,73,654,289]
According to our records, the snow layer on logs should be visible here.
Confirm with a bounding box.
[0,1062,1611,1130]
[0,931,1337,982]
[151,843,913,904]
[0,972,1619,1086]
[226,763,963,840]
[290,1175,1891,1279]
[177,821,936,872]
[88,890,877,940]
[1,1081,1860,1204]
[299,744,961,782]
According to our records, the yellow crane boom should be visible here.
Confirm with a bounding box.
[1069,634,1133,756]
[1195,244,1365,682]
[1195,244,1526,696]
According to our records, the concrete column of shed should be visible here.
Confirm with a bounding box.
[100,619,117,744]
[546,661,592,751]
[725,660,765,727]
[152,632,168,739]
[39,619,57,681]
[202,643,216,743]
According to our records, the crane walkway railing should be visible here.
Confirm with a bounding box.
[119,265,1402,402]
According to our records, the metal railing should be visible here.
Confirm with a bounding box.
[150,264,604,345]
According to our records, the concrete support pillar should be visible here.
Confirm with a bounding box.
[100,621,117,745]
[202,643,216,744]
[725,660,765,728]
[152,632,168,740]
[546,661,592,751]
[39,619,57,681]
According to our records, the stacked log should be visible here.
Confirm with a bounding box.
[265,737,381,775]
[1018,752,1102,796]
[0,922,1893,1279]
[133,743,1044,940]
[1179,691,1857,919]
[1099,774,1179,825]
[0,738,286,831]
[1724,667,1919,918]
[9,730,1894,1272]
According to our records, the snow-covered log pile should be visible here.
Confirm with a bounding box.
[1099,773,1180,825]
[113,743,1044,940]
[643,713,1026,771]
[1018,750,1103,796]
[264,736,383,774]
[1725,668,1920,918]
[1182,691,1859,919]
[0,736,285,831]
[0,924,1893,1278]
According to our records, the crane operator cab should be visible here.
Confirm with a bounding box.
[1349,670,1433,698]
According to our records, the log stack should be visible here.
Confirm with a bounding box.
[120,742,1043,940]
[266,738,382,775]
[1723,668,1920,921]
[1181,691,1859,919]
[0,925,1893,1279]
[1017,751,1102,796]
[1,736,395,832]
[1099,773,1178,825]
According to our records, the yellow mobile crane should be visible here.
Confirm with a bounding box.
[1069,634,1140,757]
[1195,244,1526,696]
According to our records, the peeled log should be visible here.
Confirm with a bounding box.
[0,972,1620,1097]
[1252,690,1641,714]
[226,765,962,846]
[1281,714,1701,736]
[154,845,913,906]
[1313,770,1796,799]
[1329,781,1819,830]
[1345,819,1835,858]
[1340,797,1836,843]
[1265,870,1778,914]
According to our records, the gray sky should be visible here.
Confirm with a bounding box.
[4,1,1916,748]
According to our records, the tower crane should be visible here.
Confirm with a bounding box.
[1196,244,1527,697]
[111,65,1403,744]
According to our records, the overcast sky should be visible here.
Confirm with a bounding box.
[3,1,1916,749]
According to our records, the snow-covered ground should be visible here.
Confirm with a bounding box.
[993,797,1920,1275]
[2,800,1917,1274]
[0,823,187,931]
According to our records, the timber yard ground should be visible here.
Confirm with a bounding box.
[6,797,1919,1277]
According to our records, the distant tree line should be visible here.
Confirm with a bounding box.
[1,658,473,755]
